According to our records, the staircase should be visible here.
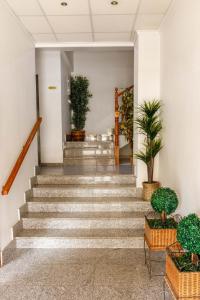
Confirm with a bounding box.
[12,141,149,249]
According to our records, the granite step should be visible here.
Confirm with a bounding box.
[64,148,114,157]
[64,141,114,149]
[21,211,145,229]
[25,197,150,213]
[32,184,140,198]
[36,174,136,185]
[28,196,143,203]
[63,157,115,166]
[14,228,144,248]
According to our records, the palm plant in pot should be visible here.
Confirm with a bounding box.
[145,187,179,250]
[165,214,200,299]
[135,100,162,201]
[70,75,92,141]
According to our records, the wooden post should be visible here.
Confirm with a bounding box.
[115,88,119,165]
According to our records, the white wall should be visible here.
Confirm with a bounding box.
[36,50,72,163]
[0,1,37,249]
[73,51,133,134]
[134,31,160,187]
[159,0,200,215]
[61,52,72,139]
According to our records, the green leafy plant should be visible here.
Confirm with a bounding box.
[177,214,200,266]
[151,187,178,224]
[135,100,162,183]
[119,89,133,153]
[70,76,92,131]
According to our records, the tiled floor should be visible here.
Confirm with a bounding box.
[0,248,172,300]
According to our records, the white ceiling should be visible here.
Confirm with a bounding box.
[6,0,173,44]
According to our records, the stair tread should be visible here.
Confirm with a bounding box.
[34,184,135,189]
[16,228,144,238]
[37,174,135,178]
[64,142,113,148]
[22,211,145,219]
[64,154,114,161]
[28,196,146,203]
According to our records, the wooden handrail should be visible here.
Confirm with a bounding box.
[114,88,120,165]
[114,85,133,165]
[117,85,133,97]
[2,117,42,195]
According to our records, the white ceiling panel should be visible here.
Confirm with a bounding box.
[38,0,89,15]
[135,14,164,30]
[48,16,92,33]
[93,15,135,33]
[33,34,56,42]
[56,33,93,42]
[139,0,172,14]
[20,16,52,33]
[6,0,43,16]
[95,33,130,42]
[6,0,172,43]
[90,0,139,15]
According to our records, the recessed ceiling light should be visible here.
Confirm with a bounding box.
[61,1,67,6]
[111,1,118,5]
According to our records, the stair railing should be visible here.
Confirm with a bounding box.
[114,85,133,165]
[2,117,42,195]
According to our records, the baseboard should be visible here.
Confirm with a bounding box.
[1,240,16,267]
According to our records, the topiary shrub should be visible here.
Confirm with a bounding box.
[151,187,178,223]
[177,214,200,265]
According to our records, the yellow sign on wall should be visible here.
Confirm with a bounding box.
[48,86,57,90]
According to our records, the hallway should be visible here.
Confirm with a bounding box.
[1,1,200,299]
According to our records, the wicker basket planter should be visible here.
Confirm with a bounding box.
[143,181,160,201]
[145,216,177,250]
[166,243,200,299]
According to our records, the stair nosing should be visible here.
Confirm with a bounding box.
[15,236,144,240]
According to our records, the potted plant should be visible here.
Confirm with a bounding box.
[119,89,134,163]
[135,100,162,201]
[145,187,179,249]
[70,75,92,141]
[166,214,200,299]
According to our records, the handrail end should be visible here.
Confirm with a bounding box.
[2,188,8,196]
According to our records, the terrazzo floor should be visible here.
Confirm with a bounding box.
[0,248,172,300]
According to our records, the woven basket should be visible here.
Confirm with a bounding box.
[145,218,177,250]
[166,246,200,298]
[142,181,160,201]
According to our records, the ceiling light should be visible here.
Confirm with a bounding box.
[61,2,67,6]
[111,1,118,5]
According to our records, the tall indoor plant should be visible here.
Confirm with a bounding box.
[119,89,133,162]
[135,100,162,200]
[70,75,92,141]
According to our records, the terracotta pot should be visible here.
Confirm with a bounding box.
[142,181,160,201]
[71,130,85,142]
